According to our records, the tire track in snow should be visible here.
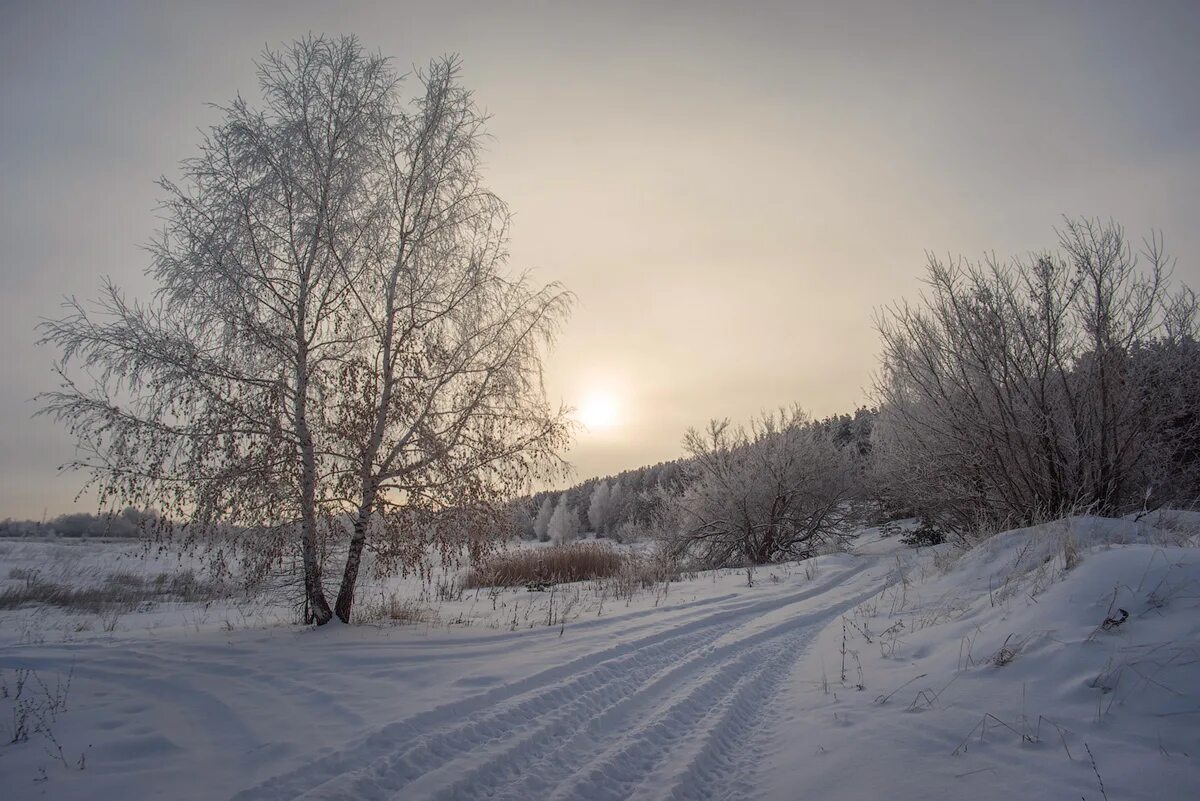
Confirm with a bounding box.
[510,640,777,801]
[239,605,756,801]
[431,594,857,801]
[425,622,780,800]
[234,560,882,801]
[657,583,890,801]
[535,581,888,801]
[293,618,749,800]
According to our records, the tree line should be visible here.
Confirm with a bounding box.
[0,508,159,539]
[512,408,875,549]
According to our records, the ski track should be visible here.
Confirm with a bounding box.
[236,558,888,801]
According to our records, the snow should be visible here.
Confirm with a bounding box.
[2,516,1198,800]
[772,515,1200,801]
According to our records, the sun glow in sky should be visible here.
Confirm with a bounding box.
[578,391,620,433]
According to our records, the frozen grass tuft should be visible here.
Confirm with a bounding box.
[353,593,437,626]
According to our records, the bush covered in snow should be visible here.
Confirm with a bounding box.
[657,408,858,567]
[873,218,1200,537]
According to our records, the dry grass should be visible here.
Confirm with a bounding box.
[462,543,631,589]
[385,596,434,624]
[991,633,1024,666]
[0,569,226,613]
[595,557,683,599]
[1062,533,1081,571]
[353,593,437,625]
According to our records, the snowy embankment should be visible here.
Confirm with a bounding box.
[776,512,1200,801]
[1,514,1198,800]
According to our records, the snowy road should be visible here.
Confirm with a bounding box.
[234,558,888,801]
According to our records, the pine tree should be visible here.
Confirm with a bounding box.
[548,494,577,544]
[587,480,611,533]
[534,497,554,542]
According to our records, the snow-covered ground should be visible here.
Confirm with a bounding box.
[2,514,1198,800]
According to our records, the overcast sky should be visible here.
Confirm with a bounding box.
[3,1,1199,518]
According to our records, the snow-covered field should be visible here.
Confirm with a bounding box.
[2,514,1199,800]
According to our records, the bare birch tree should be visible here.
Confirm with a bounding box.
[39,36,572,625]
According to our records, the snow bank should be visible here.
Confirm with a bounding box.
[775,515,1200,801]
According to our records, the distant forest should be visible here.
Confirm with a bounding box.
[514,408,876,542]
[0,412,875,542]
[0,506,159,538]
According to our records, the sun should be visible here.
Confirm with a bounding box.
[578,391,619,432]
